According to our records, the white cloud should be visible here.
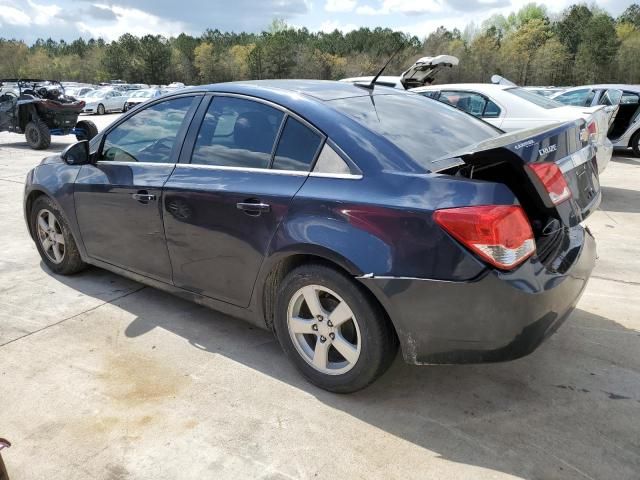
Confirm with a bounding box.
[0,1,61,27]
[0,6,31,26]
[76,5,187,41]
[325,0,358,12]
[318,20,359,32]
[356,0,444,15]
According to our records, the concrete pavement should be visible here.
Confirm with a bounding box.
[0,115,639,479]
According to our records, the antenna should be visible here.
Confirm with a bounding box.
[359,44,404,90]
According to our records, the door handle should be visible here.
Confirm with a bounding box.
[236,201,270,215]
[132,191,156,203]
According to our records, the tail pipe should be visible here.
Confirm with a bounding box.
[0,438,10,480]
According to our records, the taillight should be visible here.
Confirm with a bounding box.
[434,205,536,270]
[587,120,598,137]
[528,162,572,205]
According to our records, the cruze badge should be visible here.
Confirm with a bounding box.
[539,144,558,157]
[514,139,535,150]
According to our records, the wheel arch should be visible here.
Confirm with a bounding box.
[258,250,398,347]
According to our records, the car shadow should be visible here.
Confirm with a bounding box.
[599,185,640,214]
[44,266,640,479]
[610,151,639,166]
[0,140,71,151]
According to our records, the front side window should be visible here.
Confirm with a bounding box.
[191,97,284,168]
[621,92,640,104]
[101,96,195,163]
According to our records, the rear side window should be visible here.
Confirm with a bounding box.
[272,117,323,171]
[440,91,490,117]
[418,91,439,99]
[330,93,498,169]
[192,97,284,168]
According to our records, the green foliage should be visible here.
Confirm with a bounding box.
[0,4,636,86]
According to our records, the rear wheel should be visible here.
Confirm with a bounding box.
[631,131,640,157]
[273,264,397,393]
[97,103,105,115]
[31,196,86,275]
[75,120,98,141]
[24,119,51,150]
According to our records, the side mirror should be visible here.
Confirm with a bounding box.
[61,140,91,165]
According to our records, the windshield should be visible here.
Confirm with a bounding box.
[506,87,564,109]
[329,93,498,169]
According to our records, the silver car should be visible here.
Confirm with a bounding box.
[552,85,640,156]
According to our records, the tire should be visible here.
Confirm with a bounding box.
[75,120,99,141]
[631,131,640,157]
[97,103,105,115]
[30,195,86,275]
[273,264,397,393]
[24,119,51,150]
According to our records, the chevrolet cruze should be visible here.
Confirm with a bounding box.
[24,81,598,392]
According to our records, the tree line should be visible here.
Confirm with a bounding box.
[1,3,639,87]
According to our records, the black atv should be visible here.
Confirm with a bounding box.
[0,79,98,150]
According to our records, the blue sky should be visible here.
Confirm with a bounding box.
[0,0,633,43]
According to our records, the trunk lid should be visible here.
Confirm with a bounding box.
[436,120,600,232]
[400,55,459,89]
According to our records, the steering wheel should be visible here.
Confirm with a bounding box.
[138,137,174,161]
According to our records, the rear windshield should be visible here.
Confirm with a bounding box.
[329,93,498,168]
[506,87,564,109]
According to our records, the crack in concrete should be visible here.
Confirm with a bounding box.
[591,275,640,286]
[0,286,146,348]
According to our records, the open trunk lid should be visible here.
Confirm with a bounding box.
[436,120,600,234]
[400,55,459,89]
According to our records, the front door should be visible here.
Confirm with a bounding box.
[74,94,201,282]
[163,95,324,307]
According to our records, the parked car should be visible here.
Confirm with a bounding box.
[552,84,640,156]
[0,79,98,149]
[124,88,164,111]
[65,86,94,98]
[412,83,613,172]
[24,81,598,392]
[340,55,459,89]
[78,89,129,114]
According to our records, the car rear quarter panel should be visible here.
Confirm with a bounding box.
[268,172,518,282]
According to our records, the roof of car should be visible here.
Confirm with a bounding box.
[557,84,640,93]
[182,79,402,101]
[411,83,512,92]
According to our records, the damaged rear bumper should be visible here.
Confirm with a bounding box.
[358,226,596,365]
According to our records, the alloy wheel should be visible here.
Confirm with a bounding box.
[287,285,361,375]
[36,209,65,264]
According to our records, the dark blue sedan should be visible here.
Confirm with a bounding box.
[24,81,598,392]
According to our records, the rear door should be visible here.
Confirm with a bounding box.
[163,94,324,307]
[74,94,201,282]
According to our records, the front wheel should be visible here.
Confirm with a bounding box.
[31,196,86,275]
[24,119,51,150]
[97,103,105,115]
[75,120,98,141]
[273,264,397,393]
[631,131,640,157]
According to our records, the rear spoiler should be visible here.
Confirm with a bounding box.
[429,121,583,172]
